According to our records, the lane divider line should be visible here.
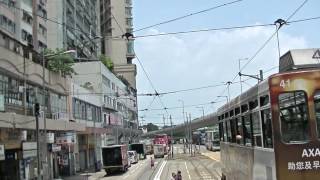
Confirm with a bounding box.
[185,161,191,180]
[154,160,167,180]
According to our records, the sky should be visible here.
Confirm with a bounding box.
[131,0,319,126]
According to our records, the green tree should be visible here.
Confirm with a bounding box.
[99,54,114,71]
[45,48,75,76]
[143,123,159,132]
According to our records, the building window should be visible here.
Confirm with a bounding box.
[125,7,132,16]
[0,15,15,33]
[279,91,309,143]
[126,18,132,26]
[22,11,33,24]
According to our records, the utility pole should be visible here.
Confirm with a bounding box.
[41,49,48,178]
[178,100,186,153]
[185,112,190,154]
[170,115,173,158]
[34,99,41,180]
[238,58,248,94]
[189,113,193,156]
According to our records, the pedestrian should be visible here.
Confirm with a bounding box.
[176,170,182,180]
[171,172,176,180]
[150,157,155,168]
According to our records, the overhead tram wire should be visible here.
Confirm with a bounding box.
[2,1,318,41]
[133,0,244,33]
[109,9,171,116]
[230,0,309,84]
[139,100,225,112]
[126,15,320,39]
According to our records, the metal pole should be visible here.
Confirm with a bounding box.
[170,115,173,158]
[186,112,190,154]
[42,50,47,178]
[179,100,186,153]
[34,90,41,180]
[238,59,242,94]
[189,113,193,156]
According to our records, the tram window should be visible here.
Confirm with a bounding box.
[235,118,244,145]
[223,122,227,142]
[226,121,232,142]
[279,91,309,143]
[219,122,224,141]
[235,107,240,115]
[260,95,269,106]
[243,115,253,146]
[313,91,320,138]
[261,109,273,148]
[252,112,262,147]
[230,119,237,143]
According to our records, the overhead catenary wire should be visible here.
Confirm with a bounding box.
[139,100,224,111]
[133,0,244,33]
[108,7,171,116]
[230,0,309,84]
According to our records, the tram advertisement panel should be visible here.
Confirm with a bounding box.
[269,70,320,180]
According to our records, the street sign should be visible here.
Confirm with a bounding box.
[22,142,37,150]
[23,150,37,158]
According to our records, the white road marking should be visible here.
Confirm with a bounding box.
[184,161,191,180]
[154,160,167,180]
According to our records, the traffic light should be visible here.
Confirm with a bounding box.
[34,103,40,116]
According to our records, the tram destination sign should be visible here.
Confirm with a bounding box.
[287,148,320,171]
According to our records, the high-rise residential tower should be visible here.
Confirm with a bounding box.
[47,0,100,58]
[100,0,136,89]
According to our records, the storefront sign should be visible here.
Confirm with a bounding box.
[56,133,75,144]
[0,95,4,111]
[47,133,55,143]
[49,144,61,152]
[23,150,37,158]
[5,150,17,160]
[0,145,4,160]
[22,142,37,150]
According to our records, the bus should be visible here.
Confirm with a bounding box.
[205,125,220,151]
[217,49,320,180]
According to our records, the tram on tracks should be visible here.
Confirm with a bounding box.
[217,48,320,180]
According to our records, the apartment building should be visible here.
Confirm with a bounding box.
[100,0,137,89]
[72,61,139,144]
[0,1,86,179]
[47,0,100,58]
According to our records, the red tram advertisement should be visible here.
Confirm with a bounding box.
[217,48,320,180]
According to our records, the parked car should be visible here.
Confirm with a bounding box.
[129,143,147,159]
[127,150,139,164]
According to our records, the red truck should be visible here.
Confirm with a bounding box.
[153,134,170,155]
[102,145,129,174]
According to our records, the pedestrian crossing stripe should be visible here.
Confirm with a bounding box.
[312,49,320,59]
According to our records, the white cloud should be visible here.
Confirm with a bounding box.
[135,26,308,124]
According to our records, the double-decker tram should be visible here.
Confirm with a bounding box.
[217,48,320,180]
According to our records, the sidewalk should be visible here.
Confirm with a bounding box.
[61,169,106,180]
[201,151,221,162]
